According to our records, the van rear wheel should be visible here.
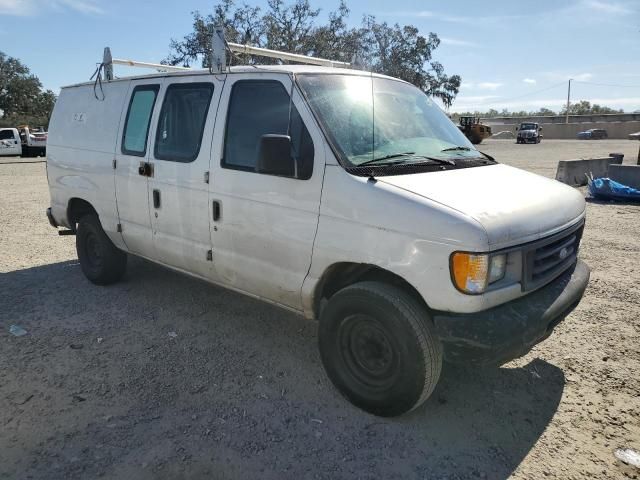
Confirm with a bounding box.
[76,214,127,285]
[318,281,442,417]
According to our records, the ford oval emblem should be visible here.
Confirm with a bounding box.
[559,247,569,260]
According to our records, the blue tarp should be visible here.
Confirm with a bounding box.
[588,177,640,202]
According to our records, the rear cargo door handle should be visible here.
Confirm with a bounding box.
[212,200,221,221]
[153,189,161,209]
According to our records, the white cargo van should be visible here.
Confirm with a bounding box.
[0,127,22,157]
[46,45,589,416]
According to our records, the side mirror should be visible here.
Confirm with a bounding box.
[256,134,295,177]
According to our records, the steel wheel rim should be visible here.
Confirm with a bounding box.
[338,314,399,391]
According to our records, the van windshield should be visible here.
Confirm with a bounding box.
[297,74,482,168]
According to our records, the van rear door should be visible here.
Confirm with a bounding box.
[114,81,160,256]
[146,77,220,278]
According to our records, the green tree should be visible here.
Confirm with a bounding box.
[534,107,555,116]
[0,51,56,127]
[165,0,461,107]
[560,100,623,115]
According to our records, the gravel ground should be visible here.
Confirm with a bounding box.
[1,140,639,480]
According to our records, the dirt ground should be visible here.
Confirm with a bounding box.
[1,140,639,480]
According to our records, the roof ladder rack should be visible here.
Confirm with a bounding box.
[102,47,190,80]
[99,24,350,80]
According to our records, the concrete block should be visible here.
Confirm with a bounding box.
[555,155,624,186]
[609,165,640,189]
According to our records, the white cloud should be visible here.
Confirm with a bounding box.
[439,37,479,48]
[581,0,633,14]
[385,9,522,24]
[0,0,26,14]
[0,0,103,15]
[543,71,593,82]
[477,82,504,91]
[58,0,103,14]
[574,73,594,81]
[453,95,500,104]
[523,78,537,85]
[460,82,505,91]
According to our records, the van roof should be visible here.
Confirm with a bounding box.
[62,64,402,89]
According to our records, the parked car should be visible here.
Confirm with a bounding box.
[628,131,640,140]
[577,128,608,140]
[0,127,22,156]
[46,51,590,417]
[516,122,543,144]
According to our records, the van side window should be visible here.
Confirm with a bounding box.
[122,85,159,156]
[223,80,314,180]
[154,83,214,163]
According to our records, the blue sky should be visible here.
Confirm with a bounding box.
[1,0,639,112]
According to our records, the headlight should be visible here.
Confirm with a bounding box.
[451,252,507,294]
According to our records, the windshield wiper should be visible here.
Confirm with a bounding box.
[441,146,496,163]
[358,152,455,167]
[358,152,416,166]
[441,146,472,152]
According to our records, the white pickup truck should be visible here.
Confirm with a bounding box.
[0,127,22,156]
[46,64,590,416]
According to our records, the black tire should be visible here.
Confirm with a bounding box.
[318,281,442,417]
[76,214,127,285]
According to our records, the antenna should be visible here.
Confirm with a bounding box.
[210,25,227,73]
[103,47,113,80]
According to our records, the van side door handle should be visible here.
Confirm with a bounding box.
[153,189,161,209]
[212,200,221,221]
[138,161,154,177]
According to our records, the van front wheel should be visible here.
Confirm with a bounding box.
[318,281,442,417]
[76,214,127,285]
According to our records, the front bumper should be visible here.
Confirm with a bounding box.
[433,259,590,366]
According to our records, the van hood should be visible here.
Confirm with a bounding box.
[379,164,585,248]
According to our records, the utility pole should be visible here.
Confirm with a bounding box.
[565,78,572,124]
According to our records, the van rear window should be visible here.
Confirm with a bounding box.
[154,83,214,163]
[122,85,159,156]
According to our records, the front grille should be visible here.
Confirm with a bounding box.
[522,221,584,292]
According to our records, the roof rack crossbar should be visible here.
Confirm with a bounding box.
[226,42,350,68]
[111,58,191,73]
